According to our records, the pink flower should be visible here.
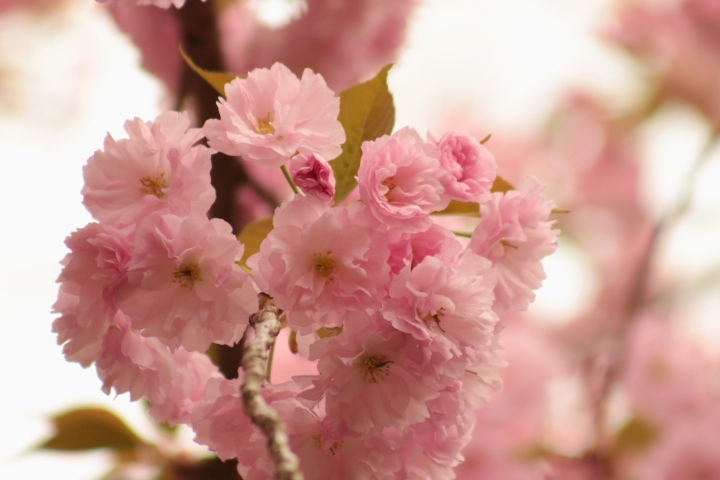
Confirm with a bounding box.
[288,153,336,203]
[357,127,450,233]
[300,324,437,434]
[52,222,133,367]
[97,312,220,426]
[469,177,558,314]
[386,223,462,275]
[82,111,215,228]
[384,250,498,353]
[204,63,345,168]
[118,214,257,352]
[248,196,390,334]
[433,130,497,202]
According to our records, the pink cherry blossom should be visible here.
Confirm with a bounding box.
[433,130,497,202]
[204,63,345,168]
[52,222,133,367]
[384,250,498,352]
[469,177,558,314]
[248,196,390,334]
[82,111,215,228]
[300,326,437,434]
[288,153,336,203]
[97,311,220,426]
[357,127,450,232]
[386,223,461,275]
[118,214,257,352]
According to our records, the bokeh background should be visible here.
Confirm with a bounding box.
[1,0,719,478]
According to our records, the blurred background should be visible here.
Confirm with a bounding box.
[1,0,719,478]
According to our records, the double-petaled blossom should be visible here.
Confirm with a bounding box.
[97,311,220,426]
[118,214,257,352]
[433,131,497,202]
[82,111,215,228]
[469,177,559,314]
[357,127,450,232]
[204,63,345,168]
[384,250,498,353]
[288,153,336,203]
[52,222,133,366]
[248,195,390,334]
[299,313,438,435]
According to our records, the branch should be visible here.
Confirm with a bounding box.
[241,294,303,480]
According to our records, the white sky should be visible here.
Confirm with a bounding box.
[1,0,718,479]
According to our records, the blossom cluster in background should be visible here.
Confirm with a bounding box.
[53,59,559,479]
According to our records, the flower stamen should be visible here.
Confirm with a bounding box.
[139,172,169,197]
[255,113,275,135]
[357,355,393,383]
[173,262,202,288]
[312,251,336,278]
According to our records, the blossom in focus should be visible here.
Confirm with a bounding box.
[204,63,345,168]
[52,222,134,367]
[357,127,450,233]
[469,177,558,314]
[118,214,257,352]
[248,196,390,334]
[288,152,336,203]
[97,311,220,426]
[433,130,497,202]
[82,111,215,228]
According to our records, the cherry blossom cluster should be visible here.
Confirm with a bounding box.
[53,111,256,425]
[53,63,559,479]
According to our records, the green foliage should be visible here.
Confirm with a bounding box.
[433,175,515,216]
[237,216,274,269]
[39,407,145,454]
[613,417,658,455]
[332,65,396,202]
[179,47,238,97]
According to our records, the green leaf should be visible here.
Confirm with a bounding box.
[332,65,396,202]
[237,216,274,268]
[613,417,657,455]
[491,175,514,193]
[39,407,145,453]
[434,200,481,216]
[179,47,238,97]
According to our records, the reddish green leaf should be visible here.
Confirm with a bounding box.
[332,65,395,202]
[39,407,145,453]
[179,47,238,97]
[237,216,274,268]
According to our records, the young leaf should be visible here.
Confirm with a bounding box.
[433,200,481,216]
[491,175,514,193]
[39,407,145,453]
[237,216,274,268]
[613,417,657,455]
[179,47,238,97]
[332,65,395,202]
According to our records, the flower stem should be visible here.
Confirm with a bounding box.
[281,165,300,194]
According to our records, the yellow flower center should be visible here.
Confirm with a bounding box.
[139,173,169,197]
[254,113,275,135]
[173,262,202,289]
[356,355,393,383]
[312,251,336,278]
